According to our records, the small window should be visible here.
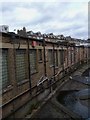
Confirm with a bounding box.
[16,49,27,82]
[38,49,42,62]
[2,49,9,88]
[30,49,37,74]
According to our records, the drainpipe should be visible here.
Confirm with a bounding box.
[83,46,85,63]
[53,44,55,81]
[27,38,32,95]
[43,39,47,77]
[74,46,76,65]
[67,44,68,69]
[61,46,64,74]
[11,33,17,119]
[86,46,88,64]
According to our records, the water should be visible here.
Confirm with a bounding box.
[72,75,90,85]
[57,68,90,119]
[57,89,90,119]
[82,68,90,77]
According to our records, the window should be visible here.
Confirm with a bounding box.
[55,50,58,67]
[2,49,9,88]
[16,49,27,82]
[38,49,42,61]
[48,49,53,66]
[60,50,64,65]
[30,49,37,74]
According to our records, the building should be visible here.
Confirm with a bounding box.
[0,25,9,33]
[1,30,90,119]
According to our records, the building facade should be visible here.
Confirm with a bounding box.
[0,31,90,119]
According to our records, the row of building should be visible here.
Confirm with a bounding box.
[17,27,88,44]
[0,25,89,45]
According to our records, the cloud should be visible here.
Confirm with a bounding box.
[0,1,88,39]
[0,0,89,2]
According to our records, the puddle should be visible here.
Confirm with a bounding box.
[57,89,90,119]
[82,68,90,77]
[71,68,90,85]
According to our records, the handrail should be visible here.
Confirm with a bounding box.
[37,76,48,86]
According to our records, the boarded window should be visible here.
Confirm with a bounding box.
[30,49,37,74]
[48,49,53,66]
[38,49,42,61]
[2,49,9,88]
[55,50,58,67]
[16,49,26,82]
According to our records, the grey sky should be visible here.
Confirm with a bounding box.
[0,0,89,39]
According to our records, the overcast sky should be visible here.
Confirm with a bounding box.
[0,0,89,39]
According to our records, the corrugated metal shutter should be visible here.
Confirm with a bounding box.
[2,49,9,88]
[30,49,37,74]
[16,49,26,82]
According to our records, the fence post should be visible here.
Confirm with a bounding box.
[43,39,47,77]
